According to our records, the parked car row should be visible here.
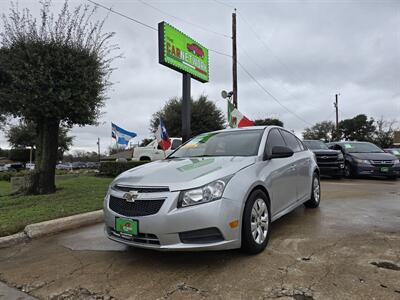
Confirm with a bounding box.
[304,140,400,179]
[56,161,100,170]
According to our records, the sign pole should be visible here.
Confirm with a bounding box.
[182,73,191,143]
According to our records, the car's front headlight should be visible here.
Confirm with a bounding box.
[354,158,371,164]
[337,153,344,160]
[178,176,233,208]
[393,159,400,164]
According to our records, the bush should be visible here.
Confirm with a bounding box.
[99,161,150,177]
[0,170,29,181]
[0,169,71,181]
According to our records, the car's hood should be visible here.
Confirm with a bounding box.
[113,156,257,191]
[311,149,339,155]
[349,152,397,160]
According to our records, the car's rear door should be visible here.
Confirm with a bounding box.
[263,128,298,215]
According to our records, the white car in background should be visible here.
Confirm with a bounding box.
[132,138,182,161]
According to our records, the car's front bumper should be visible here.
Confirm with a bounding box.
[354,164,400,177]
[317,161,345,177]
[103,191,242,251]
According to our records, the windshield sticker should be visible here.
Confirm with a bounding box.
[181,133,215,149]
[344,144,353,149]
[177,158,214,172]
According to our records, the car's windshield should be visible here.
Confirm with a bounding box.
[342,142,384,153]
[303,140,329,150]
[169,130,264,158]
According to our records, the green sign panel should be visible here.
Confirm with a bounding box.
[158,22,209,83]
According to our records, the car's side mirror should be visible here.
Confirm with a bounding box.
[270,146,294,159]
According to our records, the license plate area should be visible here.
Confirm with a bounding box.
[115,217,138,237]
[380,167,389,173]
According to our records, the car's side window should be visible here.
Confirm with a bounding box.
[265,129,286,156]
[295,137,306,151]
[280,130,302,152]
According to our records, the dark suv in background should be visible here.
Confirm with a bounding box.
[303,140,344,178]
[328,142,400,179]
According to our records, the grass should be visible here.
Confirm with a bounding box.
[0,175,113,237]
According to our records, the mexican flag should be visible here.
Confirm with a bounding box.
[227,100,254,128]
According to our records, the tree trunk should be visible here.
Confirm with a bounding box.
[29,119,60,194]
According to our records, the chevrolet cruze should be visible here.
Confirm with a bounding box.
[104,126,320,253]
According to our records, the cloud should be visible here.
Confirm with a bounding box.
[0,0,399,152]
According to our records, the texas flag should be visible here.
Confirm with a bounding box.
[227,100,254,128]
[155,119,172,150]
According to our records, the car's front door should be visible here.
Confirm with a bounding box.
[263,129,298,216]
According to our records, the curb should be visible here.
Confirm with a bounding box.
[0,210,104,248]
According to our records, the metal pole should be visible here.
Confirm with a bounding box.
[97,137,101,162]
[335,94,339,131]
[182,73,191,142]
[232,9,238,109]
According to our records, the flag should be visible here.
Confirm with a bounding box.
[111,123,137,145]
[155,119,171,150]
[227,100,254,128]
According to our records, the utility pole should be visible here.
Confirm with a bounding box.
[334,94,339,138]
[97,137,101,162]
[232,9,238,108]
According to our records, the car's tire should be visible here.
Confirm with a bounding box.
[139,156,151,161]
[241,189,271,254]
[304,173,321,208]
[344,163,353,178]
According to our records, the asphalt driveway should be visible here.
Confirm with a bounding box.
[0,179,399,300]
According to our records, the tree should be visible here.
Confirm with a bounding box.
[373,118,397,148]
[6,121,73,159]
[253,118,284,127]
[339,114,375,142]
[302,121,336,142]
[0,1,116,194]
[150,95,225,137]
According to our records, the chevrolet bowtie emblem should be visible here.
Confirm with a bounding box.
[123,191,139,202]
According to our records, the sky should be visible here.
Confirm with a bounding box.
[0,0,399,154]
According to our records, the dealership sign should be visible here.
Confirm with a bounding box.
[158,22,209,83]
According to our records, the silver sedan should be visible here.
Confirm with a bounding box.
[103,126,320,253]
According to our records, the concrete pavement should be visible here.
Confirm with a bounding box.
[0,179,399,299]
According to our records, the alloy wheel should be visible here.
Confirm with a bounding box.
[313,177,320,203]
[250,199,269,244]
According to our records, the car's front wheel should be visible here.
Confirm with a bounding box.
[344,163,353,178]
[241,189,271,254]
[304,173,321,208]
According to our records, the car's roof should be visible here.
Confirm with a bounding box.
[303,139,324,142]
[332,141,373,144]
[212,126,281,133]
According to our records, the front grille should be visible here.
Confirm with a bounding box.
[316,154,338,163]
[179,227,224,244]
[109,195,164,217]
[113,185,169,193]
[371,160,393,166]
[109,228,160,245]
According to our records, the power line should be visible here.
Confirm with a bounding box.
[213,0,236,10]
[87,0,157,31]
[88,0,313,126]
[237,61,313,126]
[138,0,231,39]
[87,0,231,58]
